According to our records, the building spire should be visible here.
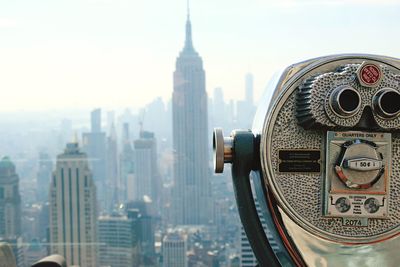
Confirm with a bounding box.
[183,0,195,53]
[187,0,190,20]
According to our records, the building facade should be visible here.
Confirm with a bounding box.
[98,213,140,267]
[120,123,135,203]
[172,10,211,225]
[162,232,187,267]
[240,198,279,267]
[133,131,159,206]
[49,142,97,267]
[82,108,106,211]
[36,152,53,202]
[0,157,21,239]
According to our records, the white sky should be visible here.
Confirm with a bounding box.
[0,0,399,112]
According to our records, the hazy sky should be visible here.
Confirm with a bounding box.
[0,0,399,112]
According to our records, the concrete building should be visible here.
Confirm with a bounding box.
[105,123,119,212]
[172,7,211,225]
[98,213,140,267]
[120,123,135,203]
[82,108,106,211]
[240,199,278,267]
[236,73,256,130]
[36,152,53,202]
[49,141,97,267]
[133,131,160,206]
[162,232,187,267]
[0,157,21,239]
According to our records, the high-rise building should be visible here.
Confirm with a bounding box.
[236,74,256,130]
[162,232,187,267]
[120,123,134,203]
[36,152,53,202]
[126,201,156,259]
[239,199,278,267]
[49,142,97,267]
[98,212,140,267]
[172,6,211,225]
[0,157,21,239]
[82,108,106,210]
[133,131,160,206]
[105,123,119,211]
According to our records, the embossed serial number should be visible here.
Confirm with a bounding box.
[342,218,368,227]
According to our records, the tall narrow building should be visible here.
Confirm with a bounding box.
[36,152,53,202]
[133,130,160,207]
[119,123,134,203]
[0,157,21,239]
[82,109,106,211]
[172,7,211,225]
[49,142,97,267]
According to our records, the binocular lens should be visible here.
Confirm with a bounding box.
[330,87,361,117]
[373,89,400,118]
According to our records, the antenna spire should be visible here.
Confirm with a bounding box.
[183,0,194,53]
[187,0,190,20]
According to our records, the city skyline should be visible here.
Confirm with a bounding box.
[1,1,400,111]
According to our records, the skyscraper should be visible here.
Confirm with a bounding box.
[240,198,279,267]
[98,213,140,267]
[0,157,21,239]
[36,152,53,202]
[105,123,119,211]
[49,142,97,267]
[236,73,256,129]
[172,6,211,225]
[82,108,106,210]
[120,123,134,203]
[162,232,188,267]
[133,130,160,206]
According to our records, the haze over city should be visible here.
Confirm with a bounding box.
[1,1,400,267]
[0,0,399,111]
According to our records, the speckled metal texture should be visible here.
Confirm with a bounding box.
[263,57,400,242]
[271,93,400,238]
[296,63,400,130]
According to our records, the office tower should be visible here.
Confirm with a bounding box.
[91,108,101,132]
[49,142,97,267]
[172,7,211,225]
[126,201,156,259]
[133,131,160,206]
[239,199,278,267]
[106,110,115,135]
[162,232,187,267]
[82,108,106,210]
[36,152,53,202]
[120,123,134,202]
[0,157,21,238]
[98,213,140,267]
[236,74,256,129]
[105,123,119,211]
[145,97,170,143]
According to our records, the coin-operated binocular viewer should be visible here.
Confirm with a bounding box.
[214,55,400,267]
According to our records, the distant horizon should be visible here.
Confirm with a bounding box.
[1,0,399,111]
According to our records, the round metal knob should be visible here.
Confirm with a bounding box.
[213,128,233,173]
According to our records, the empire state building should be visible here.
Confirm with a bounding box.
[172,10,211,225]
